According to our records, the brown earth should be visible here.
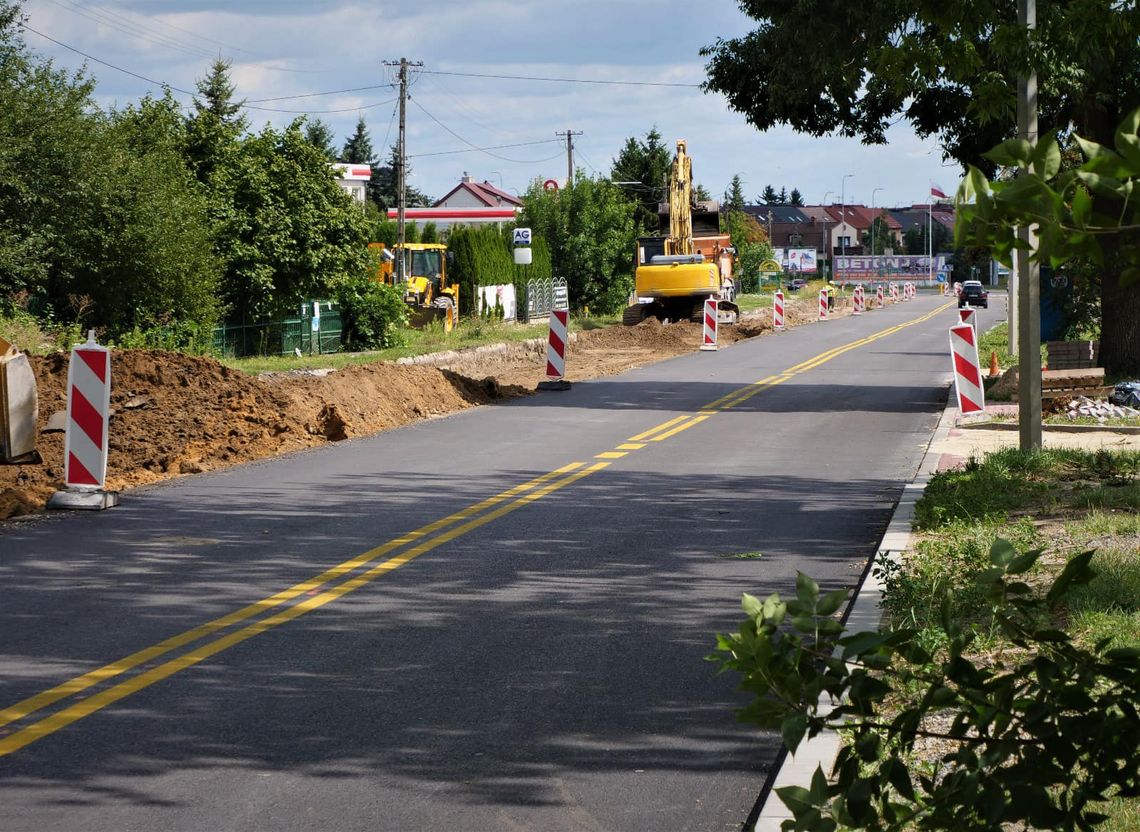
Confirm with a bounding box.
[0,298,832,520]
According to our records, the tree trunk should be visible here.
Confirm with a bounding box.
[1099,233,1140,377]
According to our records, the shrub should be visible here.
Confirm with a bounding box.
[711,541,1140,831]
[334,272,407,350]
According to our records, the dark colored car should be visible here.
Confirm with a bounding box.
[959,281,988,308]
[786,278,809,292]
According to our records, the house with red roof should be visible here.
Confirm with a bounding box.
[435,175,524,210]
[385,174,524,231]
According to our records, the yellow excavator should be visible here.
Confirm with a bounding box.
[369,242,459,330]
[623,140,739,326]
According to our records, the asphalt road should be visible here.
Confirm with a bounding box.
[0,293,1004,831]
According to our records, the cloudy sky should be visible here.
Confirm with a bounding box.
[17,0,958,208]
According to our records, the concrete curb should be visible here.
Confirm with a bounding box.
[750,387,957,831]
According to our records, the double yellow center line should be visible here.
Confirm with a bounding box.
[0,300,952,758]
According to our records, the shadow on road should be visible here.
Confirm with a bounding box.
[0,463,903,825]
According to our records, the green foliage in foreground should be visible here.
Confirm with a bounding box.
[712,541,1140,831]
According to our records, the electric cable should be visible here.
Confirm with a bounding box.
[409,98,566,163]
[21,24,395,114]
[409,138,563,159]
[422,69,701,88]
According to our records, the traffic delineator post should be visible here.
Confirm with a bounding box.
[700,297,718,351]
[537,309,571,390]
[48,331,118,510]
[876,285,885,309]
[818,289,829,321]
[890,283,899,303]
[853,286,864,316]
[949,323,986,415]
[773,291,785,330]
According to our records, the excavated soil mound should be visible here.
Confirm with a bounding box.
[0,300,813,521]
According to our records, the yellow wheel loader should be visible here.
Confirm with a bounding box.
[623,140,739,326]
[370,242,458,331]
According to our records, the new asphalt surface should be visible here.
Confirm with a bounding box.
[0,293,1004,831]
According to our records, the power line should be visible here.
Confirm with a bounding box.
[245,83,394,103]
[422,69,701,89]
[32,0,328,72]
[410,98,568,164]
[21,24,391,114]
[409,138,563,159]
[22,23,197,95]
[35,0,221,61]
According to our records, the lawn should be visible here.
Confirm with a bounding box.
[223,314,617,375]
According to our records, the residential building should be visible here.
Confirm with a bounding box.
[330,163,371,204]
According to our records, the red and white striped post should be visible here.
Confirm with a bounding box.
[545,309,569,380]
[773,290,785,330]
[853,286,864,316]
[876,285,885,309]
[890,283,899,303]
[949,323,986,415]
[48,331,118,510]
[700,297,718,351]
[818,288,829,321]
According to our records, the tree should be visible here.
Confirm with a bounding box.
[209,122,372,321]
[342,115,372,165]
[726,211,774,293]
[862,212,893,255]
[610,127,672,233]
[519,174,639,314]
[701,2,1140,374]
[761,184,778,204]
[0,7,218,337]
[369,144,431,211]
[956,113,1140,372]
[186,58,246,184]
[694,183,712,202]
[304,118,338,161]
[789,187,804,207]
[725,174,746,212]
[777,186,788,205]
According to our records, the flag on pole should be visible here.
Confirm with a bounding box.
[930,183,948,200]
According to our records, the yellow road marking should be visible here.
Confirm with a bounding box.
[595,451,627,459]
[0,463,583,731]
[628,415,690,442]
[0,462,609,758]
[650,413,714,441]
[617,443,646,450]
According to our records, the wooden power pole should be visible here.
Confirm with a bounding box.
[384,57,423,280]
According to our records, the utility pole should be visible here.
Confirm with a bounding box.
[556,129,582,187]
[1016,0,1042,449]
[384,57,423,281]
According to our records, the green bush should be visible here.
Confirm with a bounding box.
[711,541,1140,831]
[334,271,407,350]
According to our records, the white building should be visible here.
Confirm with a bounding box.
[330,163,371,204]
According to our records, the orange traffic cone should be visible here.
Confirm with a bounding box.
[988,350,1000,378]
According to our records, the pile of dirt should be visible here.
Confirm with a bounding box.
[0,298,816,520]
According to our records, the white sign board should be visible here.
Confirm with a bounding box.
[513,228,532,247]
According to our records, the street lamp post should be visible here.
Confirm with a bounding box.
[821,190,834,280]
[840,174,854,282]
[871,186,884,260]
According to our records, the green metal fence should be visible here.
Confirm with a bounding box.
[212,302,343,357]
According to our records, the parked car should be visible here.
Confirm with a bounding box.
[958,280,988,308]
[786,278,809,292]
